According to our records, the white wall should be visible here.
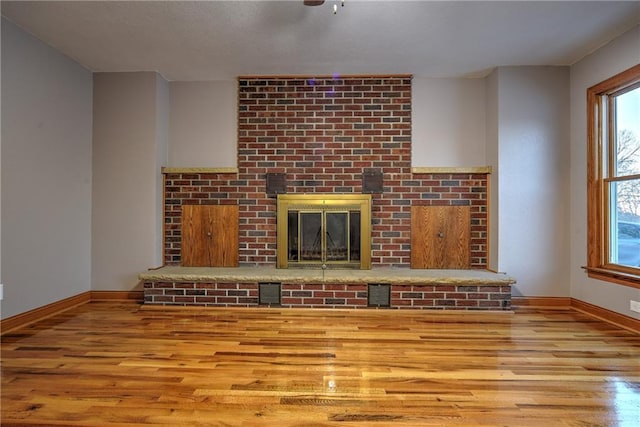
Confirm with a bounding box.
[156,77,170,263]
[0,18,3,304]
[569,25,640,318]
[1,18,93,319]
[485,70,499,272]
[412,78,486,167]
[92,72,168,291]
[494,67,571,297]
[169,81,237,168]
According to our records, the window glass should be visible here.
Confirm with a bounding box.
[614,86,640,177]
[611,181,640,268]
[610,86,640,269]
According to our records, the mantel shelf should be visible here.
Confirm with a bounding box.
[162,167,239,174]
[411,166,492,174]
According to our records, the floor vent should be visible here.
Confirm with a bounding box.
[368,284,391,307]
[259,282,281,306]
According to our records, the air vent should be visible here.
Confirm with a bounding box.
[259,282,281,305]
[368,284,391,307]
[362,169,383,194]
[266,173,287,195]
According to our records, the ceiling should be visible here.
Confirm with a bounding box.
[2,1,639,81]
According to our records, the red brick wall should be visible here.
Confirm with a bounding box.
[410,173,489,267]
[144,281,258,306]
[164,172,240,264]
[237,75,413,266]
[163,75,488,268]
[144,282,511,310]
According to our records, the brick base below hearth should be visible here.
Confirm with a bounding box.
[143,281,512,310]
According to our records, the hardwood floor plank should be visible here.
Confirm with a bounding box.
[2,302,639,426]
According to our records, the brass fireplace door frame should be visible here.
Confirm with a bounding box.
[276,194,372,269]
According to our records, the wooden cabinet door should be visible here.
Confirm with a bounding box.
[411,205,470,269]
[181,205,239,267]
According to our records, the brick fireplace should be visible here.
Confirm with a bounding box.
[164,75,488,268]
[148,75,507,310]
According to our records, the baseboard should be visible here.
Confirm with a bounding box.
[571,298,640,334]
[513,296,639,334]
[1,291,92,335]
[511,296,571,308]
[3,293,637,335]
[1,290,143,335]
[90,290,144,302]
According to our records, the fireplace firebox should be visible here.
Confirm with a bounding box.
[276,194,372,269]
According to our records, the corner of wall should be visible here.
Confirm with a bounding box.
[155,74,170,266]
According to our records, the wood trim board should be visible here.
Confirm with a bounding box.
[513,296,639,333]
[570,298,640,334]
[511,296,572,308]
[1,292,91,335]
[411,166,492,174]
[1,291,143,335]
[161,167,239,174]
[3,293,637,335]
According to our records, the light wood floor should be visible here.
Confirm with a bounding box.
[2,302,639,426]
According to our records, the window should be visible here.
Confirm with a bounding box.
[586,64,640,288]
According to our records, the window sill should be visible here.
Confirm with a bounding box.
[583,266,640,289]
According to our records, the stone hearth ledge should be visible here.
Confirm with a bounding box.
[139,266,516,286]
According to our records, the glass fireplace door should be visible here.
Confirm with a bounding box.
[300,212,322,261]
[325,212,348,261]
[277,194,371,269]
[287,210,361,267]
